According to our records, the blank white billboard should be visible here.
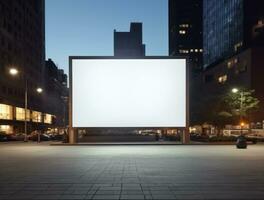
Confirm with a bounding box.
[71,58,186,127]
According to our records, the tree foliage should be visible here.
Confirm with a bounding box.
[196,89,260,128]
[223,89,259,120]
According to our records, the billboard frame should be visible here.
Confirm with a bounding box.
[69,56,190,143]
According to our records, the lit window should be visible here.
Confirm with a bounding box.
[190,49,193,52]
[0,104,13,120]
[32,111,42,123]
[234,42,243,52]
[16,107,30,121]
[179,24,189,28]
[0,125,13,134]
[195,49,198,52]
[218,75,227,84]
[227,61,232,68]
[179,49,189,54]
[199,49,203,52]
[179,30,186,34]
[44,114,52,124]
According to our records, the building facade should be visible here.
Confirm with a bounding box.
[114,23,145,57]
[193,47,264,125]
[0,0,45,134]
[0,0,68,135]
[192,0,264,126]
[203,0,264,68]
[169,0,203,72]
[44,59,68,131]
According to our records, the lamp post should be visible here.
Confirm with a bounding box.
[232,88,244,121]
[9,68,43,142]
[61,96,69,143]
[240,122,245,136]
[232,88,245,135]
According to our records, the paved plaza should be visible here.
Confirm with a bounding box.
[0,143,264,200]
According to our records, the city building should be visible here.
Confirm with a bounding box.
[114,23,145,57]
[192,0,264,127]
[0,0,45,134]
[169,0,203,126]
[193,47,264,125]
[169,0,203,72]
[203,0,264,68]
[0,0,68,135]
[44,59,68,132]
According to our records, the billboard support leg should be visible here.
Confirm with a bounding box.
[69,128,76,144]
[182,128,190,144]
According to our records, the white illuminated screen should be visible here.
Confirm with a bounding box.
[72,59,186,127]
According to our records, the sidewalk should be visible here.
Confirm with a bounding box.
[50,141,244,146]
[50,141,264,146]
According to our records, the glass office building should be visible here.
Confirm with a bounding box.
[203,0,243,68]
[203,0,264,68]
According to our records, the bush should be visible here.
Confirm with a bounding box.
[208,136,237,142]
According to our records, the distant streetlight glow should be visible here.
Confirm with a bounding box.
[9,68,18,76]
[232,88,239,93]
[36,87,43,93]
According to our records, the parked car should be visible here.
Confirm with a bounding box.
[190,134,209,142]
[0,133,8,142]
[9,133,25,141]
[49,134,63,141]
[30,133,50,141]
[29,131,50,141]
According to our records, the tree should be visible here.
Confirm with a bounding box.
[223,89,259,123]
[198,89,259,134]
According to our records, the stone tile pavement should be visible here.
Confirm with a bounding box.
[0,143,264,199]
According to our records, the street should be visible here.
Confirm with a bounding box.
[0,143,264,200]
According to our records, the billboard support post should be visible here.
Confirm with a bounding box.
[182,58,190,144]
[69,57,76,144]
[69,128,76,144]
[182,128,190,144]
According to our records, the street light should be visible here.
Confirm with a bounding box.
[9,68,18,75]
[232,88,239,94]
[231,88,245,135]
[9,67,43,142]
[36,87,43,93]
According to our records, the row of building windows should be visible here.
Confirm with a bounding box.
[0,103,53,124]
[179,49,203,54]
[179,30,186,34]
[234,41,243,52]
[179,24,189,28]
[226,57,247,73]
[218,74,228,84]
[205,64,247,85]
[227,58,238,68]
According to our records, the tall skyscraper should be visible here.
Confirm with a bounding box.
[203,0,264,68]
[0,0,68,135]
[114,23,145,57]
[191,0,264,124]
[169,0,203,72]
[0,0,45,134]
